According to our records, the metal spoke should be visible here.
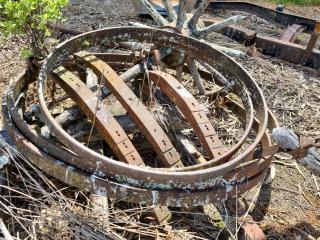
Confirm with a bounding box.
[198,15,247,36]
[198,60,233,89]
[162,0,177,22]
[149,71,225,158]
[188,0,210,36]
[188,58,205,95]
[138,0,169,26]
[51,66,145,165]
[176,0,188,31]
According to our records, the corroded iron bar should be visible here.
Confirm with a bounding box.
[74,51,183,168]
[206,1,317,34]
[51,66,144,166]
[149,71,225,159]
[279,24,306,42]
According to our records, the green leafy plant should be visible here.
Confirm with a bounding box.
[0,0,68,58]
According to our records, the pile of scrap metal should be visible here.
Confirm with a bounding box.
[132,0,320,69]
[1,1,319,239]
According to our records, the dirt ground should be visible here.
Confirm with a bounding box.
[0,0,319,239]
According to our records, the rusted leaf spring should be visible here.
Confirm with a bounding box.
[3,74,271,206]
[148,71,225,159]
[50,66,172,223]
[73,52,225,160]
[72,51,183,167]
[51,66,145,166]
[37,27,269,190]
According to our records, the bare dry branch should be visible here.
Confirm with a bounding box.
[41,108,84,139]
[176,134,206,164]
[0,218,14,240]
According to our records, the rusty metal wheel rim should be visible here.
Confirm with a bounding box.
[3,73,271,206]
[37,27,268,189]
[8,72,272,182]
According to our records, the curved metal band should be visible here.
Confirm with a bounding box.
[72,52,182,167]
[5,72,273,203]
[148,70,225,159]
[2,85,267,206]
[8,70,266,185]
[37,27,268,189]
